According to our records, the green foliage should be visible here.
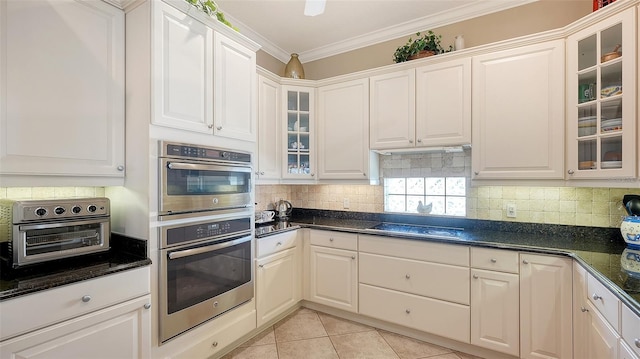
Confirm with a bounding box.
[184,0,238,31]
[393,31,451,63]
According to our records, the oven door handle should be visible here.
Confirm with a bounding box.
[167,161,252,173]
[168,236,251,260]
[19,218,109,231]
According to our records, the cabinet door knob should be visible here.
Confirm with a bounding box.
[255,171,260,175]
[405,309,411,314]
[144,303,151,309]
[405,274,410,279]
[474,171,479,175]
[117,165,124,171]
[473,274,479,279]
[635,338,640,348]
[329,238,334,242]
[310,173,315,177]
[260,171,265,175]
[258,264,264,268]
[351,255,356,260]
[592,293,602,301]
[567,169,575,175]
[580,306,589,312]
[212,341,218,348]
[409,140,414,144]
[216,126,222,130]
[81,295,91,303]
[417,139,422,143]
[490,258,497,263]
[522,259,529,264]
[208,124,214,129]
[363,173,366,177]
[276,241,282,246]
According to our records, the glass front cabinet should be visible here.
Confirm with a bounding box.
[566,8,636,179]
[282,85,315,179]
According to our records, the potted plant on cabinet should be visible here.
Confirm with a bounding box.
[393,31,451,63]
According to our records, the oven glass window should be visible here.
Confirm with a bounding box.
[166,238,252,314]
[167,168,250,196]
[24,223,103,256]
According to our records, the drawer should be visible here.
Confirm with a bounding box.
[587,273,621,330]
[359,283,470,344]
[310,230,357,251]
[359,253,469,305]
[359,234,469,267]
[621,304,640,357]
[470,247,519,273]
[256,230,297,258]
[0,266,150,340]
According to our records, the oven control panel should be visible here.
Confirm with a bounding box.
[3,198,110,222]
[164,217,252,247]
[162,142,251,163]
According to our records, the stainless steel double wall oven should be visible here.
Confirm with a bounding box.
[157,141,253,343]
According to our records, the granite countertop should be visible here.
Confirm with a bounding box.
[268,208,639,316]
[0,234,151,301]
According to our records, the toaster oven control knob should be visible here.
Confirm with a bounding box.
[87,205,97,213]
[54,206,65,215]
[72,206,82,214]
[35,207,47,217]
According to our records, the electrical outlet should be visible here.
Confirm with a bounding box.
[343,198,350,209]
[506,203,517,218]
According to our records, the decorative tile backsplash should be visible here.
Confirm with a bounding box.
[256,152,637,228]
[0,187,106,200]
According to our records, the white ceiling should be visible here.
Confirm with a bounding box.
[215,0,536,63]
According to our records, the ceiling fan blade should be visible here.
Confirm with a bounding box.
[304,0,326,16]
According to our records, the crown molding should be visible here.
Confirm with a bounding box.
[225,0,536,63]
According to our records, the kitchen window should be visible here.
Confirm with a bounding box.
[384,177,466,216]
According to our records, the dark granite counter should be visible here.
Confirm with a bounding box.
[0,234,151,301]
[287,209,640,316]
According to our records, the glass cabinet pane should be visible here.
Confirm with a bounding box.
[299,92,309,111]
[578,70,596,103]
[287,91,298,111]
[578,140,596,170]
[601,99,622,132]
[601,61,622,99]
[578,34,597,71]
[601,136,622,168]
[600,23,622,64]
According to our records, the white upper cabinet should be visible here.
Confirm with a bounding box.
[152,2,256,142]
[213,32,257,142]
[0,0,125,185]
[282,85,315,180]
[256,74,281,181]
[566,7,636,179]
[415,58,471,147]
[317,78,376,180]
[472,40,565,180]
[369,69,416,149]
[152,2,213,133]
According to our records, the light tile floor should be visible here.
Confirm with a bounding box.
[222,308,484,359]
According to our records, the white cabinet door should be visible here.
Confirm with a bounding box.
[256,74,281,180]
[470,269,519,356]
[282,85,315,179]
[566,8,636,179]
[213,32,256,142]
[369,69,415,149]
[472,40,565,179]
[256,248,299,327]
[586,300,620,359]
[0,296,151,359]
[152,2,213,133]
[0,0,125,181]
[574,262,590,359]
[317,78,373,180]
[520,253,572,359]
[308,245,358,312]
[415,58,471,147]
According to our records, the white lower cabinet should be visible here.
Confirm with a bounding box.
[307,230,358,312]
[256,231,300,327]
[621,304,640,358]
[0,267,151,358]
[470,268,519,356]
[358,235,470,343]
[0,296,151,359]
[586,300,620,359]
[520,253,572,359]
[620,339,640,359]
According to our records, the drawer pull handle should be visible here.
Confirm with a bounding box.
[351,255,356,260]
[580,306,589,312]
[212,341,218,348]
[144,303,151,310]
[405,274,410,279]
[635,338,640,348]
[490,258,497,263]
[592,293,602,301]
[81,295,91,303]
[277,241,282,246]
[522,259,529,264]
[259,264,264,268]
[405,309,411,314]
[329,238,334,242]
[473,274,479,279]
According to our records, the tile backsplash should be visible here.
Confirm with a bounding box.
[0,187,106,199]
[256,152,638,229]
